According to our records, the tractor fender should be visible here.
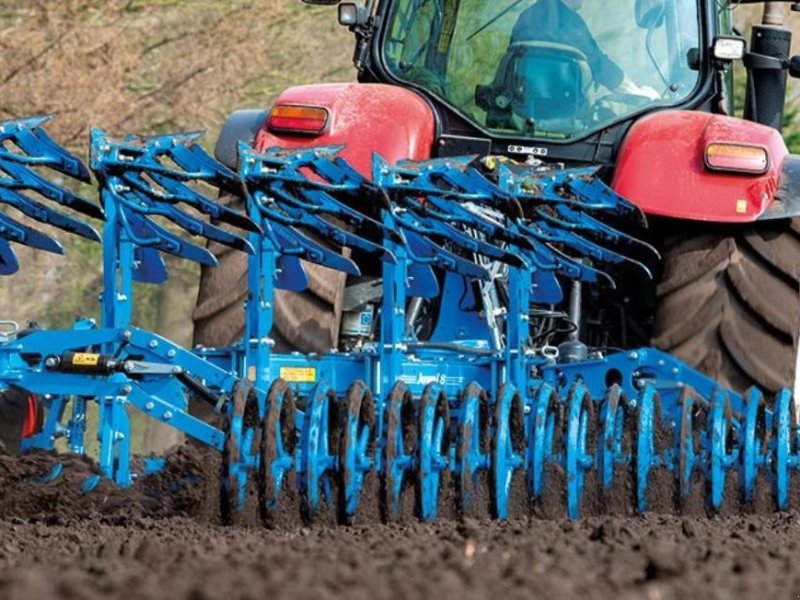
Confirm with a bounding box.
[214,109,269,170]
[254,83,436,177]
[612,110,796,223]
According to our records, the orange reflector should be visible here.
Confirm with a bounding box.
[268,105,329,135]
[705,143,769,174]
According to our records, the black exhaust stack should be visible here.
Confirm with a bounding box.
[743,2,794,130]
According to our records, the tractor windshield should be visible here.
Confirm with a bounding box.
[382,0,701,140]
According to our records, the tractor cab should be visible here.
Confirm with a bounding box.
[382,0,701,141]
[328,0,749,165]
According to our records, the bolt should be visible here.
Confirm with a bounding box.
[630,400,637,409]
[123,361,135,372]
[123,330,132,340]
[672,367,679,375]
[167,349,176,358]
[122,385,132,395]
[149,340,158,349]
[44,394,52,400]
[628,351,639,360]
[44,356,59,368]
[145,402,154,411]
[163,411,173,421]
[172,366,184,375]
[114,432,126,441]
[658,360,665,367]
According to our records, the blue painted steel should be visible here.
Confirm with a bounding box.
[417,383,449,521]
[491,384,524,519]
[301,382,337,515]
[635,385,660,514]
[339,380,374,523]
[598,385,627,499]
[456,382,489,515]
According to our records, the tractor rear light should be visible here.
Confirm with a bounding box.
[712,36,746,61]
[705,143,769,174]
[268,105,329,135]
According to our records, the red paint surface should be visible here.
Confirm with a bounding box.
[21,394,38,438]
[612,110,789,222]
[255,83,435,178]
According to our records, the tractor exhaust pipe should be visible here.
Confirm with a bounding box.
[743,2,793,130]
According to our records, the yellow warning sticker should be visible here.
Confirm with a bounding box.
[280,366,317,383]
[736,199,748,214]
[72,352,100,366]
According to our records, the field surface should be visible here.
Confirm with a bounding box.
[1,447,800,600]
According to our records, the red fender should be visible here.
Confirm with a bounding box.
[612,110,789,222]
[255,83,435,177]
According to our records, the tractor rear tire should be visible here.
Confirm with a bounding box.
[652,219,800,395]
[192,194,348,352]
[191,193,349,424]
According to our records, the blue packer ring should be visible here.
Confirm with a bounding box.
[382,380,416,521]
[301,381,338,518]
[598,384,628,501]
[490,383,526,520]
[566,384,594,519]
[528,383,558,502]
[741,387,767,504]
[634,385,661,514]
[677,386,704,510]
[774,389,794,511]
[709,390,734,512]
[337,380,375,525]
[259,378,297,526]
[416,382,450,521]
[456,382,489,516]
[221,379,261,526]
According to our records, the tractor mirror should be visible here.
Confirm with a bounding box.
[635,0,665,28]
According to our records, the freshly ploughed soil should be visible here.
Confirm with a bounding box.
[2,446,800,600]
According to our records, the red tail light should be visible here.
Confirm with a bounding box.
[268,105,329,136]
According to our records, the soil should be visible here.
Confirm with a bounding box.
[2,445,800,600]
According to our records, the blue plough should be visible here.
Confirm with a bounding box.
[0,116,795,523]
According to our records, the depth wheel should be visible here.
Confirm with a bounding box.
[221,380,261,526]
[653,222,800,395]
[259,379,299,528]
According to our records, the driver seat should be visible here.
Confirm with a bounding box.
[480,41,592,133]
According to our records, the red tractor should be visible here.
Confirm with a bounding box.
[194,0,800,402]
